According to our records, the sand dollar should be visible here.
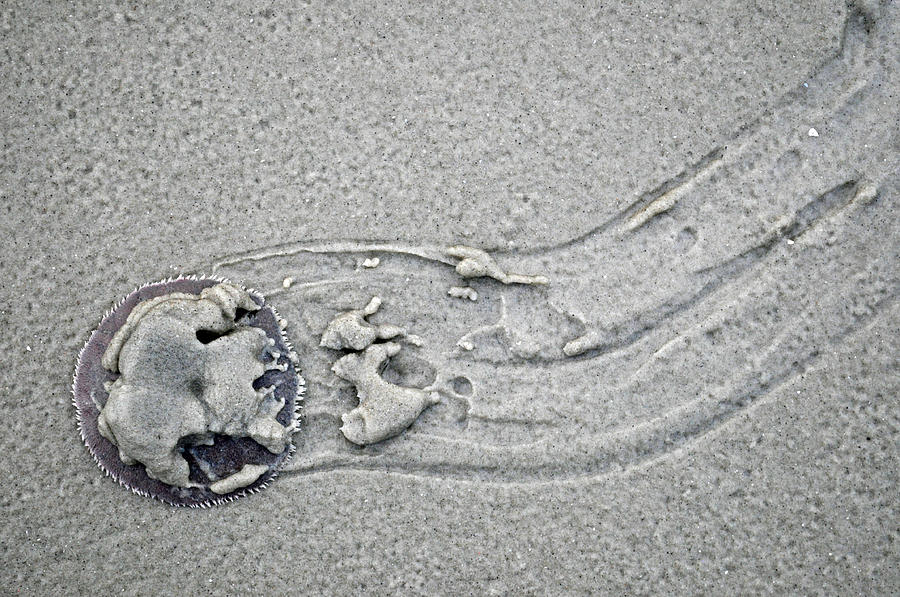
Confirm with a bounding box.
[73,277,302,506]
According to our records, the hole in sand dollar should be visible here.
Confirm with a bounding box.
[451,376,473,396]
[379,350,436,388]
[196,329,228,344]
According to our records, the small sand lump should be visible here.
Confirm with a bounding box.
[445,245,548,285]
[209,464,271,495]
[332,342,440,445]
[448,286,479,301]
[320,296,404,351]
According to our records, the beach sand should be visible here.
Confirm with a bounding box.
[1,1,897,594]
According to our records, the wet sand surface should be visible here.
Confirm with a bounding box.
[1,1,897,594]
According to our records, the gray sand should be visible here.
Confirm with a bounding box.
[1,1,897,594]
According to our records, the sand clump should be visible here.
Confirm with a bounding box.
[321,296,438,445]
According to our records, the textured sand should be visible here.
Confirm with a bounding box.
[1,1,897,594]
